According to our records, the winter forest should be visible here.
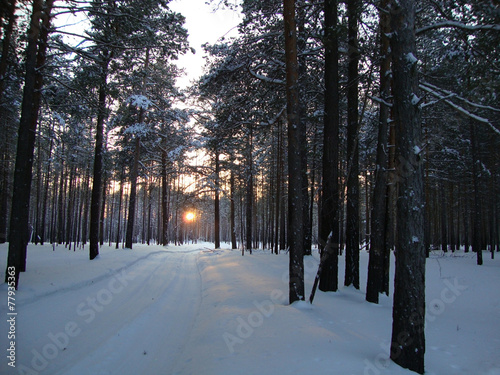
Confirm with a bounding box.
[1,0,499,374]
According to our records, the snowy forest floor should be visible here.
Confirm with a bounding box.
[1,242,500,375]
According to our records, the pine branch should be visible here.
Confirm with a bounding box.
[416,21,500,35]
[419,83,500,137]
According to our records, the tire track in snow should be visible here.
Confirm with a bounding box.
[14,250,203,375]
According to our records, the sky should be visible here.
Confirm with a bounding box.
[168,0,243,89]
[53,1,242,90]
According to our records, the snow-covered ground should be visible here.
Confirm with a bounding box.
[1,242,499,375]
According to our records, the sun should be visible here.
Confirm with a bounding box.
[185,212,195,222]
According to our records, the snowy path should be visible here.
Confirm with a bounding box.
[2,243,500,375]
[8,246,202,375]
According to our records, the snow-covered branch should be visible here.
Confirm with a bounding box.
[422,82,500,113]
[416,21,500,35]
[419,84,500,136]
[368,95,392,108]
[259,106,286,126]
[248,66,285,85]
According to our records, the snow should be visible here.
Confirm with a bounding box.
[411,93,421,106]
[123,123,149,137]
[128,95,152,110]
[1,243,500,375]
[405,53,418,65]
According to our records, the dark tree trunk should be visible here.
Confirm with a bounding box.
[389,0,426,373]
[115,175,123,249]
[33,138,43,245]
[366,0,391,304]
[470,120,483,265]
[214,151,221,249]
[57,166,66,244]
[89,59,109,260]
[161,146,169,246]
[383,112,396,295]
[0,140,10,244]
[230,169,237,249]
[0,0,17,243]
[440,182,448,252]
[296,4,310,256]
[246,124,253,253]
[81,169,90,245]
[0,0,17,102]
[40,135,54,245]
[100,175,107,246]
[274,120,284,255]
[284,0,305,304]
[65,168,75,247]
[319,0,340,293]
[125,136,141,249]
[5,0,54,287]
[345,0,360,289]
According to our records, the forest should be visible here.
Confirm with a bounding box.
[1,0,499,374]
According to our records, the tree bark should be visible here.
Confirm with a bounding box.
[214,151,221,249]
[366,0,392,304]
[470,120,483,265]
[115,174,124,249]
[89,57,109,260]
[319,0,340,293]
[345,0,360,289]
[284,0,305,304]
[0,0,17,103]
[389,0,426,372]
[230,169,237,249]
[246,124,253,253]
[161,145,169,246]
[5,0,54,287]
[125,135,140,249]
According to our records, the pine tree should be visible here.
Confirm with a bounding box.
[283,0,305,303]
[318,0,340,293]
[5,0,55,287]
[389,0,426,372]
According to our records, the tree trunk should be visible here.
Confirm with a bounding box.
[274,120,283,255]
[89,58,109,260]
[214,151,221,249]
[366,0,391,304]
[0,140,10,244]
[5,0,54,287]
[125,135,141,249]
[230,169,237,249]
[40,134,54,245]
[345,0,360,289]
[0,0,17,103]
[161,146,169,246]
[100,175,107,246]
[115,175,123,249]
[389,0,426,372]
[319,0,340,293]
[440,182,448,252]
[81,168,90,245]
[284,0,305,304]
[470,120,483,265]
[246,124,253,253]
